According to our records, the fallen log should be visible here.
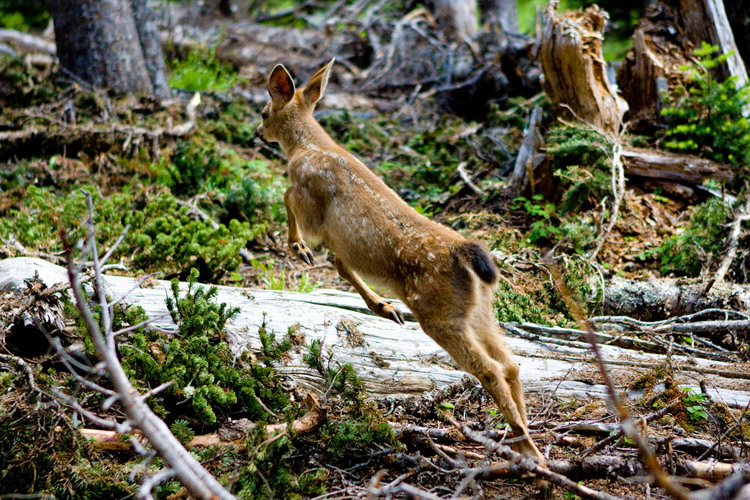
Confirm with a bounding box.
[0,28,56,55]
[602,276,750,320]
[621,147,735,184]
[1,257,749,410]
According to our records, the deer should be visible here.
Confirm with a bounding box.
[256,59,547,475]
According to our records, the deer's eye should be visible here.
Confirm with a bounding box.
[261,111,269,120]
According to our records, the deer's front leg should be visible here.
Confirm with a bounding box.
[285,189,314,266]
[335,257,405,325]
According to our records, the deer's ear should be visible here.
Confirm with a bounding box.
[302,58,334,106]
[268,64,295,106]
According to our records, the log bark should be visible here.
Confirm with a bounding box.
[602,275,750,320]
[2,257,749,409]
[130,0,171,99]
[621,146,735,184]
[539,1,628,135]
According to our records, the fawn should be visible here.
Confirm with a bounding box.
[257,60,547,469]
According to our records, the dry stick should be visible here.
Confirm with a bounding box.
[446,416,629,500]
[589,140,625,262]
[62,193,236,500]
[582,398,682,458]
[544,254,691,500]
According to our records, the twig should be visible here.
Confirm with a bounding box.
[545,253,691,500]
[60,193,237,500]
[589,140,624,262]
[447,416,629,500]
[456,162,486,196]
[700,194,750,297]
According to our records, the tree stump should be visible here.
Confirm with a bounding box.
[538,1,628,135]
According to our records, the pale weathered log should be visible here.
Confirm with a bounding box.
[621,146,735,184]
[1,257,749,410]
[539,2,628,134]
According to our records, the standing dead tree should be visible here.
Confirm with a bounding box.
[59,192,234,500]
[538,1,628,136]
[620,0,749,129]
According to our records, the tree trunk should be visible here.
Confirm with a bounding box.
[479,0,519,33]
[131,0,171,99]
[50,0,169,97]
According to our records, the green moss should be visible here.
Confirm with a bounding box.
[169,47,237,92]
[0,185,254,281]
[655,197,731,276]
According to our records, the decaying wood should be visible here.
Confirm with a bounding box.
[539,1,627,135]
[621,146,735,184]
[509,105,542,194]
[82,394,324,452]
[0,93,200,162]
[602,275,750,320]
[620,0,749,129]
[2,257,749,413]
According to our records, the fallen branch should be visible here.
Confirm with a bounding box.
[447,416,629,500]
[620,147,735,184]
[0,28,56,55]
[701,194,750,297]
[509,105,543,193]
[82,394,324,452]
[61,192,235,500]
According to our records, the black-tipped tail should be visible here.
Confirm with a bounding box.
[462,241,498,284]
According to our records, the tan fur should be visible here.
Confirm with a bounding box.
[257,60,546,466]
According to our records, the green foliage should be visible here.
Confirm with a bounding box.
[548,125,612,215]
[126,192,254,281]
[495,279,550,324]
[0,185,253,281]
[0,0,50,31]
[319,417,394,463]
[169,47,237,92]
[303,339,366,407]
[513,194,561,243]
[655,197,731,276]
[169,419,195,444]
[120,270,293,425]
[660,42,750,165]
[0,398,133,499]
[249,258,319,292]
[234,427,327,500]
[682,388,709,421]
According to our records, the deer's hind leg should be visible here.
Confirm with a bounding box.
[419,315,544,463]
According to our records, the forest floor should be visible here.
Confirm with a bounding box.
[1,8,749,500]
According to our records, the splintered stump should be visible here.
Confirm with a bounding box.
[538,2,628,135]
[619,0,749,129]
